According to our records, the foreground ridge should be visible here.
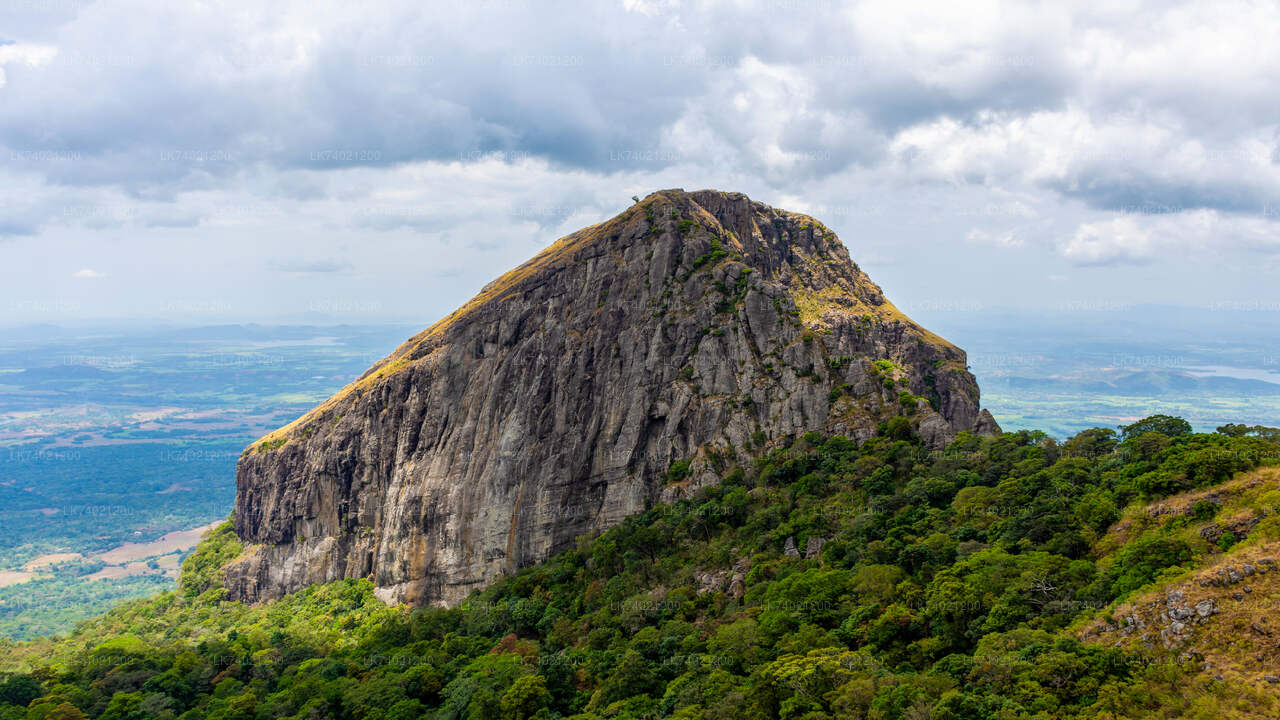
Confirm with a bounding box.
[7,421,1280,719]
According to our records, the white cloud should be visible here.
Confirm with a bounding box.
[1058,209,1280,266]
[965,228,1025,248]
[0,43,57,88]
[73,268,106,279]
[1060,217,1154,266]
[3,0,1280,322]
[621,0,677,16]
[2,0,1277,212]
[892,108,1280,214]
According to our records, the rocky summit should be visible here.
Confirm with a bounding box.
[225,189,1000,607]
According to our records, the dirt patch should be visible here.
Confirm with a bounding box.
[2,522,217,588]
[22,553,84,571]
[84,561,168,581]
[128,408,184,423]
[0,571,34,588]
[95,522,220,565]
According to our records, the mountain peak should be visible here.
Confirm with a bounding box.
[228,189,998,607]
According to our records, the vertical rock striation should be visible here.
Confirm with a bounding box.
[226,189,999,606]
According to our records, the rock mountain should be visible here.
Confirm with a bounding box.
[226,189,999,606]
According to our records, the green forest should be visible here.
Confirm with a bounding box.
[3,415,1280,719]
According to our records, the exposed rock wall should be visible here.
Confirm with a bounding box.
[226,189,998,606]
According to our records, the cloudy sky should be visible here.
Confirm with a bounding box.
[2,0,1279,328]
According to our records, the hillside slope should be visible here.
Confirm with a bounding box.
[3,418,1279,719]
[1078,466,1280,692]
[228,189,997,608]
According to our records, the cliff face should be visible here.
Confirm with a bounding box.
[226,189,999,606]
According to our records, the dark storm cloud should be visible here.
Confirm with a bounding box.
[1048,176,1273,217]
[0,1,708,184]
[0,0,1074,189]
[1,0,1273,220]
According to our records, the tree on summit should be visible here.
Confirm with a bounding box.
[1120,414,1192,441]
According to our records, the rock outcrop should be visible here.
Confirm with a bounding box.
[1082,543,1280,688]
[226,189,998,606]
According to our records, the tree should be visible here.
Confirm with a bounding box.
[437,654,528,720]
[499,675,548,720]
[1074,489,1118,533]
[587,650,657,710]
[883,416,914,441]
[1184,447,1245,486]
[865,465,896,495]
[1063,428,1117,459]
[707,618,761,672]
[1120,415,1191,441]
[756,649,881,720]
[1104,536,1191,598]
[1217,423,1250,437]
[0,674,43,707]
[386,699,426,720]
[924,573,987,652]
[97,693,148,720]
[36,703,88,720]
[1131,432,1173,463]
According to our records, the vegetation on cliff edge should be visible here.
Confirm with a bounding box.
[3,415,1280,719]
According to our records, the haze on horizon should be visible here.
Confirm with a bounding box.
[2,1,1280,329]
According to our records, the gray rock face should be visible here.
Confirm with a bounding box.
[784,537,801,558]
[1094,586,1222,650]
[226,189,998,607]
[1195,599,1217,618]
[804,537,825,559]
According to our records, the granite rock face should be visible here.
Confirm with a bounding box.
[226,189,999,606]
